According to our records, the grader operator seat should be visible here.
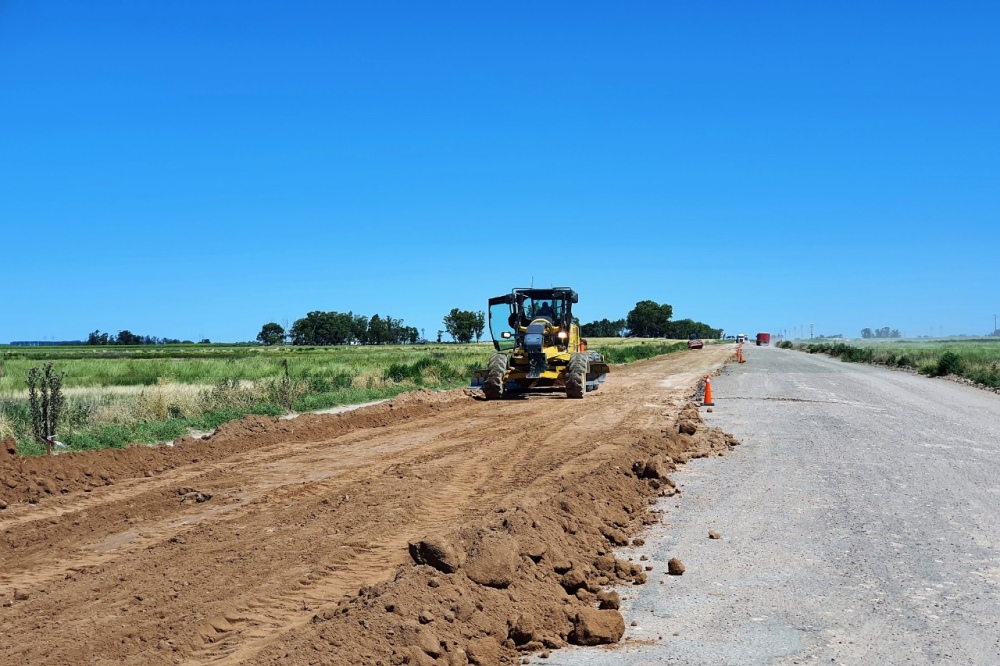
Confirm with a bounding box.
[536,301,554,322]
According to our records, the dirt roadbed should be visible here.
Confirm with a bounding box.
[0,346,736,665]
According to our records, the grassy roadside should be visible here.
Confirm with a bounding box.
[0,344,488,455]
[789,339,1000,389]
[2,338,693,455]
[598,340,689,363]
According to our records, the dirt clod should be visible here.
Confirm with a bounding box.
[668,558,686,575]
[408,536,461,574]
[568,607,626,646]
[461,532,519,588]
[596,590,621,610]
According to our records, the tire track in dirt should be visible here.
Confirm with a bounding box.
[0,346,734,666]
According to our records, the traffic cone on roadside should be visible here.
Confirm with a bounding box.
[738,346,745,364]
[703,375,715,407]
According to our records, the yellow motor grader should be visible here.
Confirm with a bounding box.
[471,287,609,399]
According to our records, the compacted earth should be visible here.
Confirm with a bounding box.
[0,345,736,665]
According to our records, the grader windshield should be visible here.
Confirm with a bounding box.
[487,288,577,352]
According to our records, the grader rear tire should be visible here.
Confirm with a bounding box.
[565,352,587,399]
[483,353,508,400]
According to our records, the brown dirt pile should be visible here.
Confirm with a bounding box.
[244,405,737,665]
[0,346,736,666]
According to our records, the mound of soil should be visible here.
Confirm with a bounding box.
[244,405,737,665]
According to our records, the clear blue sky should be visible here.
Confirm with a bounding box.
[3,1,998,343]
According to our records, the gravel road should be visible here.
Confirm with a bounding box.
[541,344,1000,665]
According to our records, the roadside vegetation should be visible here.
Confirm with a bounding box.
[0,343,487,455]
[0,336,696,455]
[790,339,1000,389]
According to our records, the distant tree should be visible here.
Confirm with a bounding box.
[116,330,142,345]
[473,311,486,343]
[436,330,443,343]
[581,318,631,338]
[257,322,286,346]
[861,328,873,339]
[662,318,722,340]
[350,314,369,344]
[199,338,211,344]
[86,329,110,345]
[581,318,618,337]
[290,312,323,345]
[381,315,414,345]
[890,329,902,338]
[368,314,388,345]
[286,310,423,346]
[442,308,480,344]
[626,300,673,338]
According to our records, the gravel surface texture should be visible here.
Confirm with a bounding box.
[539,344,1000,665]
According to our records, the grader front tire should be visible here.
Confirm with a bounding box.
[483,353,508,400]
[565,353,587,399]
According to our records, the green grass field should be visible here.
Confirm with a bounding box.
[794,338,1000,388]
[0,337,689,455]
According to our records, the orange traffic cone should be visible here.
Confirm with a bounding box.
[703,375,715,406]
[738,345,745,364]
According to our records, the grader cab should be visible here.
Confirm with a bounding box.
[471,287,609,400]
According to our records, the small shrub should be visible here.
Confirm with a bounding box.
[932,351,963,377]
[63,431,107,451]
[93,424,133,449]
[133,419,188,443]
[307,372,353,393]
[967,366,1000,389]
[918,361,938,376]
[896,355,912,368]
[202,378,258,411]
[840,347,874,363]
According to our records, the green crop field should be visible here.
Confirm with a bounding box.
[793,338,1000,388]
[0,337,690,455]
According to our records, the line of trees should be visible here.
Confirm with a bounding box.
[257,312,420,346]
[258,308,489,347]
[580,318,628,337]
[580,300,722,340]
[861,327,902,339]
[86,330,192,345]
